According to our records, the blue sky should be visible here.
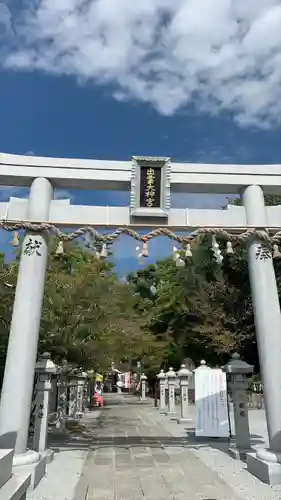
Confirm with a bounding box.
[0,1,280,275]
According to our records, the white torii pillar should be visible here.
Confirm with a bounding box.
[243,185,281,485]
[0,178,52,473]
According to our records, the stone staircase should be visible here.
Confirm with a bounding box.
[0,449,30,500]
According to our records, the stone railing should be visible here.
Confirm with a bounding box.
[164,387,195,405]
[247,390,264,409]
[227,389,264,409]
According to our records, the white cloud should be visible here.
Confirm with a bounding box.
[1,0,281,128]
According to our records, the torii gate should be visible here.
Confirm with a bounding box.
[0,153,280,484]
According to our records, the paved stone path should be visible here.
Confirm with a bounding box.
[75,394,243,500]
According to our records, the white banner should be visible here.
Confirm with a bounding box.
[195,368,229,438]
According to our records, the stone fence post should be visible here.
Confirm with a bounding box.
[140,374,147,401]
[56,361,70,429]
[157,369,167,413]
[167,367,177,417]
[86,369,94,407]
[76,372,87,418]
[48,375,58,414]
[67,375,78,419]
[177,364,191,424]
[33,353,57,455]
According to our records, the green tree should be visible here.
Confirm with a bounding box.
[128,242,223,367]
[129,217,281,371]
[39,240,166,372]
[0,254,18,384]
[0,240,167,385]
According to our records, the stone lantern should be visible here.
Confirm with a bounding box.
[140,373,147,401]
[157,369,167,413]
[223,352,253,460]
[177,364,191,424]
[166,367,177,417]
[33,352,57,456]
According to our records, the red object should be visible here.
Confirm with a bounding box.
[93,392,103,407]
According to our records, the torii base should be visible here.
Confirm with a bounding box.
[12,451,47,490]
[247,452,281,486]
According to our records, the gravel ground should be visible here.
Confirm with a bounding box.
[191,445,281,500]
[147,404,281,500]
[193,409,281,500]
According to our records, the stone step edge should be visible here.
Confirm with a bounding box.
[0,472,31,500]
[0,450,13,490]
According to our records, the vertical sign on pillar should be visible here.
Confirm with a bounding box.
[157,369,167,413]
[130,156,171,220]
[167,367,177,417]
[177,364,191,424]
[233,380,251,447]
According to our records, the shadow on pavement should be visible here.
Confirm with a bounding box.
[48,431,264,457]
[46,394,265,464]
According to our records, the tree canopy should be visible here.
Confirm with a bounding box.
[128,195,281,371]
[0,240,167,383]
